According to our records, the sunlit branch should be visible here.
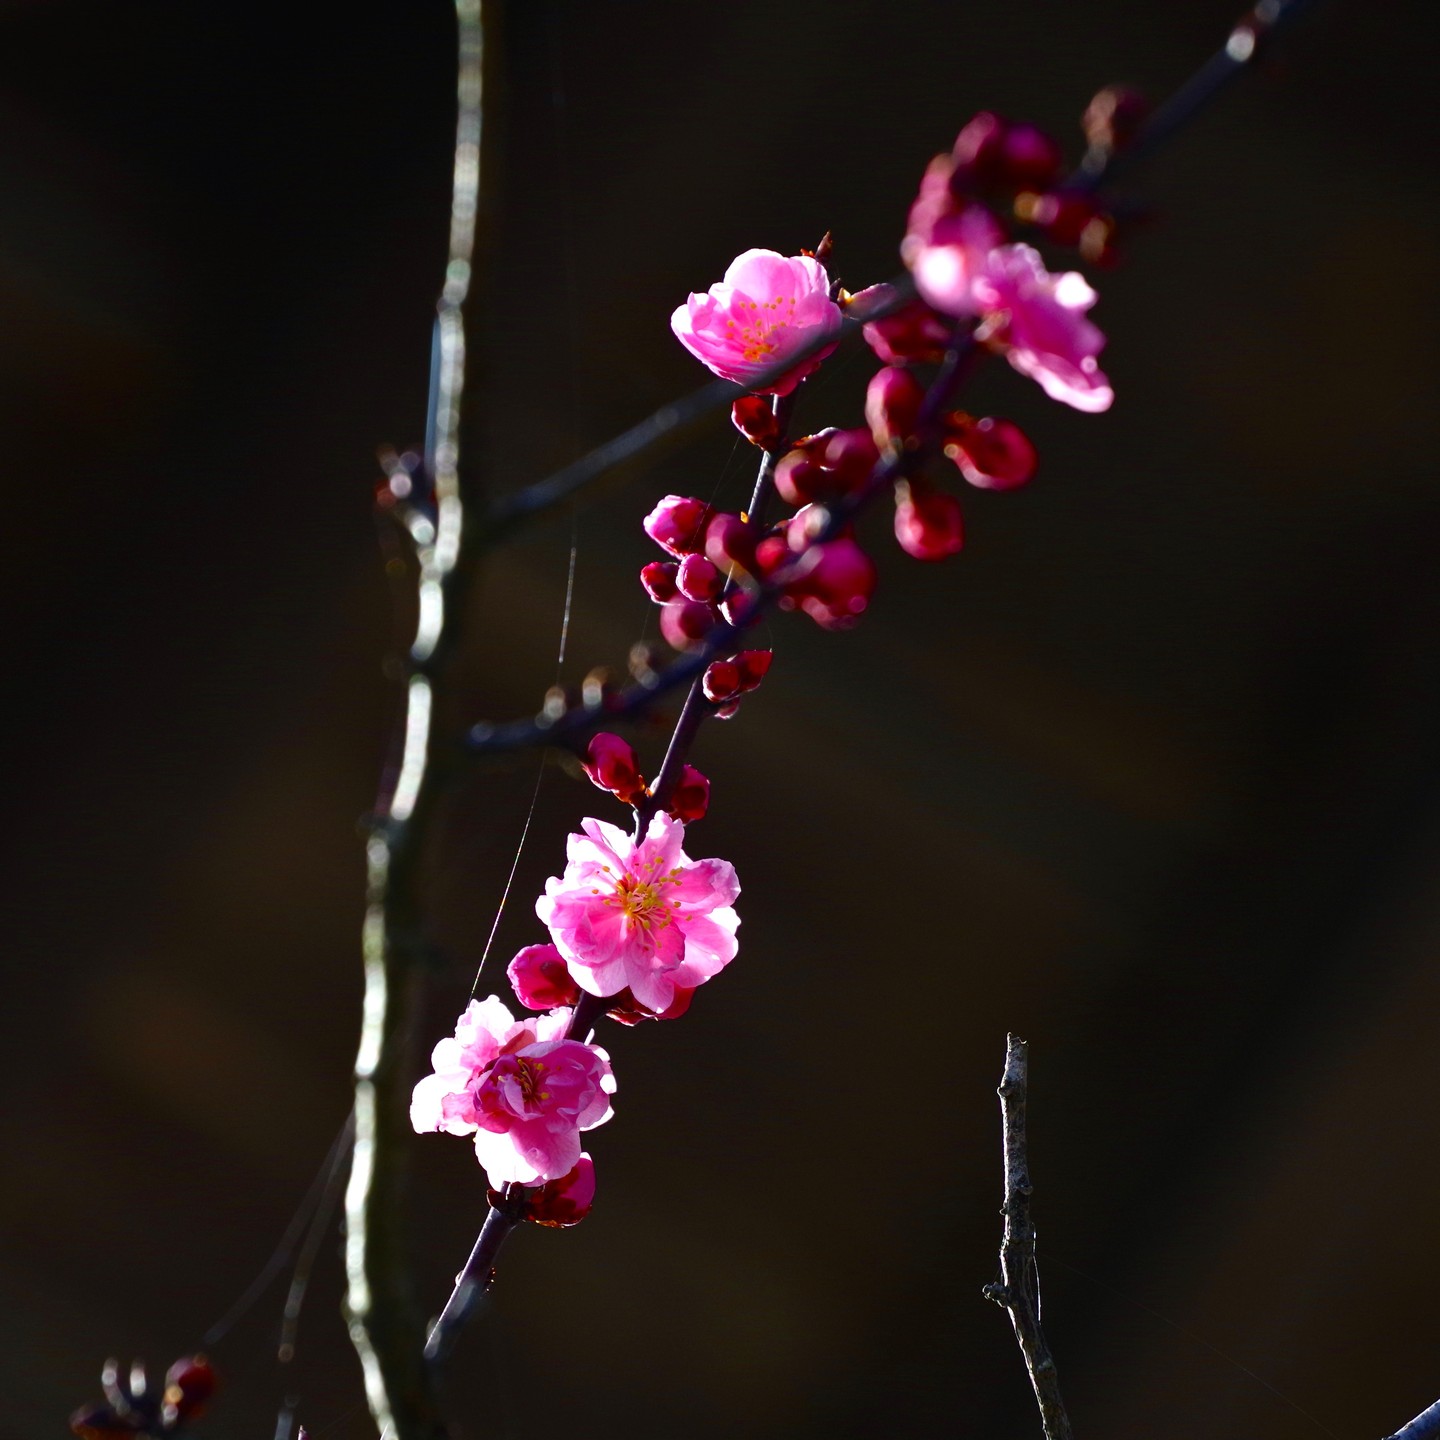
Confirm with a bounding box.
[1385,1399,1440,1440]
[343,4,486,1439]
[983,1035,1075,1440]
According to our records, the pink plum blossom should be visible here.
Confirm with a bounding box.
[536,813,740,1013]
[971,244,1113,413]
[410,995,615,1188]
[671,249,843,396]
[902,186,1005,318]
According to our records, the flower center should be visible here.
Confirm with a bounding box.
[725,294,800,362]
[602,856,687,947]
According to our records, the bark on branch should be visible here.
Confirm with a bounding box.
[984,1035,1075,1440]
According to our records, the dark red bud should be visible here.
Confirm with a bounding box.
[862,299,953,366]
[998,123,1063,189]
[580,732,647,803]
[753,535,790,578]
[774,450,831,507]
[676,553,723,603]
[865,366,927,448]
[821,428,881,488]
[667,764,710,823]
[950,110,1009,190]
[894,484,965,560]
[733,649,772,692]
[489,1156,596,1227]
[731,395,783,449]
[658,600,718,652]
[1016,190,1097,246]
[643,495,712,556]
[640,560,679,604]
[163,1357,217,1421]
[945,416,1037,490]
[702,660,742,703]
[718,590,756,628]
[704,512,759,572]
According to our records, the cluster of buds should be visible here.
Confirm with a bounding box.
[71,1358,216,1440]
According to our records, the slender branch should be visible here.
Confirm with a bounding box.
[983,1035,1074,1440]
[343,5,487,1438]
[1385,1400,1440,1440]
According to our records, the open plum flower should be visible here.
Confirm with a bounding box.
[671,249,843,395]
[971,244,1113,413]
[536,813,740,1013]
[410,995,615,1188]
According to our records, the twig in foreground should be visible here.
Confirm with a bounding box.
[1385,1399,1440,1440]
[984,1034,1075,1440]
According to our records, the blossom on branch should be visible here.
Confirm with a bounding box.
[671,249,843,395]
[536,813,740,1013]
[410,996,615,1188]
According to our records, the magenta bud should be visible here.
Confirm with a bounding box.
[676,553,723,602]
[774,449,830,507]
[950,110,1009,189]
[753,535,790,578]
[733,649,772,693]
[702,660,742,703]
[865,366,927,447]
[643,494,712,556]
[862,298,954,366]
[894,485,964,560]
[731,395,782,449]
[786,537,876,629]
[667,764,710,823]
[945,415,1037,490]
[489,1154,595,1228]
[580,731,647,803]
[640,560,679,603]
[821,428,881,488]
[508,942,582,1011]
[659,599,718,651]
[718,590,756,628]
[999,124,1063,188]
[704,512,759,572]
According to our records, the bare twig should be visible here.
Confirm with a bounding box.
[1385,1399,1440,1440]
[342,4,487,1438]
[984,1035,1075,1440]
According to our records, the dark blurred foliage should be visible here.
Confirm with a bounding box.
[3,1,1439,1437]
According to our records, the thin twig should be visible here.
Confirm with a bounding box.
[343,5,487,1438]
[1385,1400,1440,1440]
[983,1035,1074,1440]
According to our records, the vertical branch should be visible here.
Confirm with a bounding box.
[984,1035,1075,1440]
[343,5,487,1438]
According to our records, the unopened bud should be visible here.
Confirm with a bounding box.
[580,732,647,803]
[508,943,582,1011]
[643,495,712,556]
[731,395,783,449]
[944,415,1037,490]
[702,660,742,703]
[667,764,710,822]
[865,366,926,448]
[659,599,718,652]
[640,560,679,603]
[998,123,1062,189]
[676,553,723,603]
[704,512,759,573]
[894,483,965,560]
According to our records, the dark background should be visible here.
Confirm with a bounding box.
[3,1,1439,1437]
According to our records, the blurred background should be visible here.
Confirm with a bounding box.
[3,1,1439,1436]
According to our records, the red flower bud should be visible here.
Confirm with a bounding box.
[580,732,647,803]
[676,553,723,603]
[606,984,695,1025]
[786,537,876,629]
[950,110,1009,190]
[667,764,710,823]
[944,415,1037,490]
[865,366,927,448]
[702,660,742,703]
[998,123,1063,189]
[894,484,965,560]
[704,512,759,573]
[643,495,712,556]
[821,428,881,488]
[731,395,783,449]
[659,599,718,651]
[862,298,953,366]
[753,535,790,578]
[488,1155,596,1227]
[640,560,679,603]
[508,943,582,1010]
[734,649,773,692]
[1015,189,1097,246]
[774,449,831,507]
[718,590,756,628]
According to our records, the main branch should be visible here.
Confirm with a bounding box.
[984,1035,1075,1440]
